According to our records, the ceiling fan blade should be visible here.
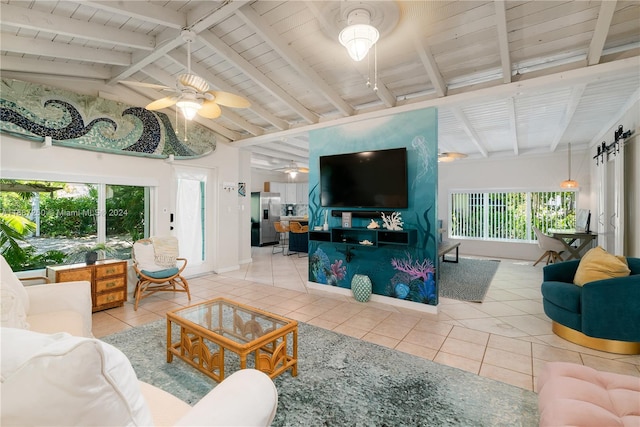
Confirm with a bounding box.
[298,167,309,173]
[207,91,251,108]
[198,100,222,119]
[120,80,172,90]
[145,97,178,110]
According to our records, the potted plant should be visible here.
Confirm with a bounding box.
[68,243,117,265]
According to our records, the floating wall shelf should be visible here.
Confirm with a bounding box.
[309,227,416,247]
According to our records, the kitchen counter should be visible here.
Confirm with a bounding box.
[280,216,308,222]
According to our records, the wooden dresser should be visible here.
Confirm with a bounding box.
[47,259,127,312]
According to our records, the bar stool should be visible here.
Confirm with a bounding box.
[273,221,290,255]
[288,221,309,257]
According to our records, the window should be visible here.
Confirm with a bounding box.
[0,179,149,271]
[450,190,577,242]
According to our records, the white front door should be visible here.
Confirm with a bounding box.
[174,167,215,275]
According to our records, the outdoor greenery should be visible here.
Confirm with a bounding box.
[0,180,145,271]
[450,190,576,241]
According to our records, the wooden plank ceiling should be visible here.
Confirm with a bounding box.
[1,1,639,173]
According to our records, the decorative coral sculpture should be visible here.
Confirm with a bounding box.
[367,219,380,229]
[381,211,404,231]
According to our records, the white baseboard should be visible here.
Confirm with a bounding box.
[306,281,438,314]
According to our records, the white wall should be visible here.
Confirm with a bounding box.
[438,148,591,261]
[238,150,252,264]
[0,134,248,274]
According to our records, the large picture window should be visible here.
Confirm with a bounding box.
[449,190,577,242]
[0,179,150,271]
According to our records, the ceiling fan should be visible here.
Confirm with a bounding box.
[275,161,309,178]
[438,151,468,162]
[121,30,250,120]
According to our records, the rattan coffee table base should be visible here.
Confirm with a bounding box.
[166,298,298,382]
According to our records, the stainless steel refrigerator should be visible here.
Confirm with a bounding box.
[251,192,281,246]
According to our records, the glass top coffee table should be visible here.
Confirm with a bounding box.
[166,297,298,382]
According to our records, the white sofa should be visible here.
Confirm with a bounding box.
[0,254,92,337]
[1,328,278,426]
[1,255,279,426]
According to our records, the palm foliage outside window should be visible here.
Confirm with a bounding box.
[449,190,577,242]
[0,179,148,271]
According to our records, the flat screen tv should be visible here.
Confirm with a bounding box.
[320,147,408,208]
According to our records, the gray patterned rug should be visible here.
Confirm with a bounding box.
[439,258,500,302]
[103,319,538,426]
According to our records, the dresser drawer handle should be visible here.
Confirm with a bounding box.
[107,295,115,302]
[105,281,117,288]
[105,268,116,274]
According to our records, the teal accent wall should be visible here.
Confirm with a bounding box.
[308,108,439,306]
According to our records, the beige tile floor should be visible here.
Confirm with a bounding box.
[93,247,640,392]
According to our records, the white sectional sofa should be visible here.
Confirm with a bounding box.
[1,255,278,426]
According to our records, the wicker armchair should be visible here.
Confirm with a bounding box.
[131,237,190,310]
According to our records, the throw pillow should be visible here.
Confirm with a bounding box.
[151,236,179,268]
[0,327,154,426]
[133,240,164,272]
[573,246,631,286]
[0,254,30,329]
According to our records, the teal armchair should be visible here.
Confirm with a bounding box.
[541,257,640,354]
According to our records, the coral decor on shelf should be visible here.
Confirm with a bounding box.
[367,219,380,229]
[381,212,404,230]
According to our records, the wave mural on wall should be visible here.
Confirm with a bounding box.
[0,79,216,159]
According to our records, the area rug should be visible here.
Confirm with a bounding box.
[439,258,500,302]
[102,320,538,426]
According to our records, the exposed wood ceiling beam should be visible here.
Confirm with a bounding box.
[587,0,617,66]
[185,1,249,33]
[235,55,640,148]
[364,49,397,108]
[84,1,186,29]
[589,87,640,147]
[414,38,447,97]
[260,142,309,159]
[505,97,519,155]
[450,106,489,157]
[198,31,319,124]
[0,56,111,80]
[550,84,587,152]
[236,6,354,117]
[0,3,155,50]
[107,28,182,85]
[106,1,245,85]
[1,34,131,66]
[494,0,512,84]
[248,145,308,163]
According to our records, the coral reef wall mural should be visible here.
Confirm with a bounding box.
[308,108,439,306]
[0,79,216,159]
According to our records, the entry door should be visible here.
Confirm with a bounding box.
[174,167,214,275]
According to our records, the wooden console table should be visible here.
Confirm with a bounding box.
[548,229,597,260]
[47,259,127,312]
[438,241,460,263]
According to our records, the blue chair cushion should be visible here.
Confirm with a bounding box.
[141,267,179,279]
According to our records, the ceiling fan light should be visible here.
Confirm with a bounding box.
[438,152,467,162]
[176,99,202,120]
[288,170,298,179]
[437,156,456,163]
[339,9,379,61]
